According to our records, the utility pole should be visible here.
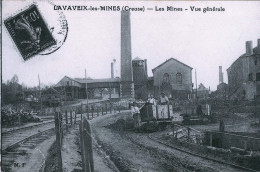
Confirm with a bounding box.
[159,77,161,98]
[195,69,198,103]
[85,69,89,107]
[38,74,42,114]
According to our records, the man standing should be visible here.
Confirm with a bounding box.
[159,93,169,119]
[131,102,141,131]
[147,94,156,105]
[159,92,169,105]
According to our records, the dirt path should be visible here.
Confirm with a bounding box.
[61,125,118,172]
[90,111,246,172]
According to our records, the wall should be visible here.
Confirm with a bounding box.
[153,59,192,91]
[132,59,148,86]
[227,57,244,98]
[205,131,260,151]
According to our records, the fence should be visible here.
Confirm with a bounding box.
[172,124,203,145]
[47,100,130,116]
[53,100,130,171]
[54,107,79,172]
[79,116,94,172]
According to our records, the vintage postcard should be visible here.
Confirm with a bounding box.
[1,1,260,172]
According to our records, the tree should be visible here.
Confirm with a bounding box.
[2,74,23,105]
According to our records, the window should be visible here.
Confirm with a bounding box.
[163,73,169,83]
[176,73,182,84]
[67,81,70,86]
[248,73,253,81]
[256,72,260,81]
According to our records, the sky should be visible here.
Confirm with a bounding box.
[2,1,260,91]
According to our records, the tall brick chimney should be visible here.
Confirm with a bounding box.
[111,62,114,78]
[120,11,134,98]
[219,66,223,84]
[246,41,253,56]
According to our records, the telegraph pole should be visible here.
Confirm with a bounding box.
[195,69,198,103]
[85,69,89,107]
[38,74,42,114]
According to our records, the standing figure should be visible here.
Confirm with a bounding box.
[147,94,156,105]
[159,92,169,119]
[131,102,141,130]
[159,92,169,105]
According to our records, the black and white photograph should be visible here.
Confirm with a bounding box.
[1,1,260,172]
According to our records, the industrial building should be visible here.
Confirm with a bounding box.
[227,39,260,101]
[54,11,194,101]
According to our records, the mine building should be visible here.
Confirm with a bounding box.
[227,39,260,101]
[213,66,229,100]
[196,83,210,100]
[132,57,148,99]
[152,58,193,99]
[54,11,194,101]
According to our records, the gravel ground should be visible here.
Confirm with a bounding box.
[90,111,249,172]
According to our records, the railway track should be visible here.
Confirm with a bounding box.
[116,130,259,172]
[118,132,189,172]
[2,122,55,151]
[1,126,56,172]
[2,115,77,172]
[1,111,103,172]
[2,120,54,135]
[147,133,259,172]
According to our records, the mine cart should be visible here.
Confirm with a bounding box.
[181,104,212,125]
[139,104,181,122]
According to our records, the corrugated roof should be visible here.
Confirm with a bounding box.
[73,77,121,83]
[86,78,121,83]
[152,58,193,73]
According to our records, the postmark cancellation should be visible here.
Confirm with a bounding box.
[4,4,56,60]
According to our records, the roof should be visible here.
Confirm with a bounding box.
[132,57,143,61]
[198,83,207,90]
[152,58,193,73]
[85,78,121,83]
[66,76,121,84]
[226,53,251,72]
[227,45,260,71]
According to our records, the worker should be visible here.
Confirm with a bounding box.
[147,94,156,105]
[159,92,169,119]
[159,92,169,105]
[131,102,141,131]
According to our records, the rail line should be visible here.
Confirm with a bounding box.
[118,131,189,172]
[1,127,56,172]
[148,134,259,172]
[2,120,55,135]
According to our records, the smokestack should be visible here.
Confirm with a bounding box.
[111,62,114,78]
[121,11,133,82]
[219,66,223,84]
[120,11,134,98]
[144,59,148,78]
[246,41,253,56]
[258,39,260,48]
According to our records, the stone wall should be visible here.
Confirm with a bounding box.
[205,131,260,151]
[153,59,192,91]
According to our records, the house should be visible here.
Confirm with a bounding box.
[227,39,260,100]
[152,58,193,99]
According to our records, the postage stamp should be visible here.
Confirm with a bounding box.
[4,4,56,60]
